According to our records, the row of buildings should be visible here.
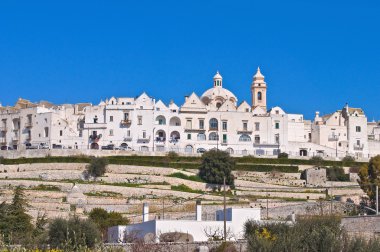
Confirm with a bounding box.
[1,68,379,159]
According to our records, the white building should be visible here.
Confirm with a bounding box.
[0,68,379,159]
[107,202,262,243]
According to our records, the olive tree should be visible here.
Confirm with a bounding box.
[198,150,235,187]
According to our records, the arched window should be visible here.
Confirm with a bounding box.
[156,115,166,125]
[239,134,251,142]
[197,133,206,141]
[185,145,193,153]
[209,132,219,141]
[258,92,262,101]
[209,118,218,130]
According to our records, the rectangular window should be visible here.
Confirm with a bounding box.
[356,126,361,132]
[275,122,280,129]
[255,122,260,131]
[186,120,192,129]
[44,127,49,137]
[275,134,280,144]
[79,130,83,137]
[60,130,63,136]
[187,133,191,140]
[109,129,114,136]
[124,113,129,120]
[222,121,227,131]
[254,135,260,144]
[110,116,113,122]
[243,122,248,131]
[199,119,204,129]
[138,116,142,125]
[142,131,146,138]
[127,130,131,137]
[223,134,227,143]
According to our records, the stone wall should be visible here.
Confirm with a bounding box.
[341,215,380,239]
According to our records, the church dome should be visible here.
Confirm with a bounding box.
[201,71,237,106]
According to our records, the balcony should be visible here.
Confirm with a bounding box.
[209,127,218,131]
[26,135,32,141]
[328,135,339,141]
[123,137,133,142]
[137,136,150,143]
[25,122,33,128]
[237,128,253,134]
[0,138,6,144]
[184,127,205,132]
[0,126,7,132]
[354,144,364,151]
[11,137,18,143]
[120,119,132,126]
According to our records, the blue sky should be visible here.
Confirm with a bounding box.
[0,1,379,120]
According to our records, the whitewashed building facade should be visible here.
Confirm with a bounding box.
[1,68,379,159]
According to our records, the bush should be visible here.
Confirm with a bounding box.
[211,242,238,252]
[327,167,349,181]
[89,208,129,240]
[310,156,324,166]
[48,216,101,249]
[277,152,289,159]
[85,157,108,179]
[198,150,235,187]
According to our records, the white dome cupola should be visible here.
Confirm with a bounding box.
[213,71,223,87]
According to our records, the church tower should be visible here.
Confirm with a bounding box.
[251,67,267,111]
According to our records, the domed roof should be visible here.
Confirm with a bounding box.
[213,71,222,80]
[201,87,237,102]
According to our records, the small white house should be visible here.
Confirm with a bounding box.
[108,202,261,243]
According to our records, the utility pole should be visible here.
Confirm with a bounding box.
[377,185,379,215]
[266,192,269,219]
[223,176,227,242]
[162,196,165,220]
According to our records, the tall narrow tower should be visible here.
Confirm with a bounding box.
[251,67,267,111]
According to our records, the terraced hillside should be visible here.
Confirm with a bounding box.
[0,155,364,222]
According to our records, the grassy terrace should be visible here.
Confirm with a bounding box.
[0,155,363,172]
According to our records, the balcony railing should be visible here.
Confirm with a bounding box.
[209,127,218,131]
[184,127,205,132]
[328,135,339,141]
[237,128,253,134]
[155,137,166,143]
[120,119,132,126]
[354,144,364,151]
[25,122,33,128]
[137,136,150,142]
[123,137,133,142]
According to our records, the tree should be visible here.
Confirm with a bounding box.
[85,157,108,179]
[0,186,34,244]
[358,155,380,203]
[89,208,130,241]
[198,150,235,187]
[48,216,101,249]
[310,156,324,166]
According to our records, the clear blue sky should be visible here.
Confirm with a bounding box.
[1,1,379,120]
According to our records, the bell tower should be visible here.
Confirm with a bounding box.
[251,67,267,111]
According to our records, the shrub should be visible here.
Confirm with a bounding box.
[310,156,324,166]
[31,184,61,191]
[199,150,235,187]
[327,167,349,181]
[85,157,108,179]
[89,208,129,240]
[277,152,289,159]
[48,216,101,249]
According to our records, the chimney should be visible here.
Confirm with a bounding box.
[196,200,202,221]
[143,203,149,222]
[185,95,189,102]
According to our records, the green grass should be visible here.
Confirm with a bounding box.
[170,184,204,194]
[167,172,204,182]
[84,191,123,197]
[30,184,61,191]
